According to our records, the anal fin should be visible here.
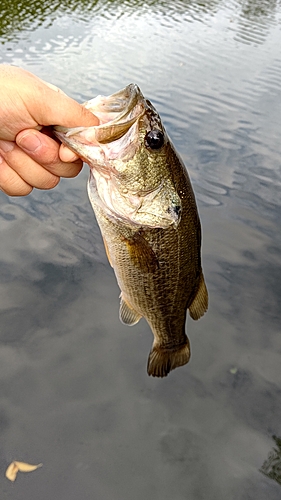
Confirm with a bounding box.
[147,338,190,377]
[189,272,208,320]
[119,295,142,326]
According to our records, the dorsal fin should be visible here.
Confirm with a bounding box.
[119,295,142,326]
[189,272,208,320]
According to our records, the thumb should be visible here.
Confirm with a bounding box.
[29,80,99,129]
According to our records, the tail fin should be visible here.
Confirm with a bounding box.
[147,339,190,377]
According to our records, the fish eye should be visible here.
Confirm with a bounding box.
[145,130,164,150]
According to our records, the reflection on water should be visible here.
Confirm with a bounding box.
[0,0,219,42]
[0,0,281,499]
[235,0,279,44]
[261,436,281,486]
[1,0,280,44]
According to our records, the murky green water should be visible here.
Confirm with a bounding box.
[0,1,281,499]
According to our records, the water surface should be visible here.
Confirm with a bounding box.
[0,1,281,499]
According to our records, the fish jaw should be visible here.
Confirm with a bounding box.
[54,114,144,173]
[83,83,143,123]
[54,83,146,155]
[54,84,182,229]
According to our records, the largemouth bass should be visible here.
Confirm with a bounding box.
[54,84,208,377]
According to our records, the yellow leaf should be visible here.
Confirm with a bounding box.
[5,461,43,482]
[14,461,43,472]
[5,462,18,482]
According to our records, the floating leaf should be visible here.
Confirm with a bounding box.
[5,461,43,482]
[14,461,42,473]
[5,462,18,482]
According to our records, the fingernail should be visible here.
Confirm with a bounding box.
[17,132,41,152]
[0,140,14,152]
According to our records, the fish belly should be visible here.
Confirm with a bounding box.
[90,189,207,377]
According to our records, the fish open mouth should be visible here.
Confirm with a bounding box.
[54,84,182,229]
[54,84,146,149]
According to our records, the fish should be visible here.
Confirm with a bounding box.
[54,84,208,377]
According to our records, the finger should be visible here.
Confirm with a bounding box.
[0,66,99,129]
[31,84,99,128]
[0,155,33,196]
[16,130,83,178]
[59,143,81,163]
[0,140,60,190]
[41,80,67,95]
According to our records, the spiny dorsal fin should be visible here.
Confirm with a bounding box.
[147,338,190,377]
[119,295,142,326]
[189,272,208,320]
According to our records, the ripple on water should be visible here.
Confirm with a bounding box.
[1,2,281,500]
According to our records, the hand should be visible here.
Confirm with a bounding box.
[0,65,98,196]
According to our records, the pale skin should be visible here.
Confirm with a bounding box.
[0,65,99,196]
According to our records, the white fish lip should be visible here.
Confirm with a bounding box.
[53,84,146,169]
[54,84,145,140]
[84,83,143,117]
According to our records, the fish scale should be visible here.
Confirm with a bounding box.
[54,84,208,377]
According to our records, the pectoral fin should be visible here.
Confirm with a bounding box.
[102,235,113,267]
[189,272,208,320]
[124,231,159,273]
[119,295,142,325]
